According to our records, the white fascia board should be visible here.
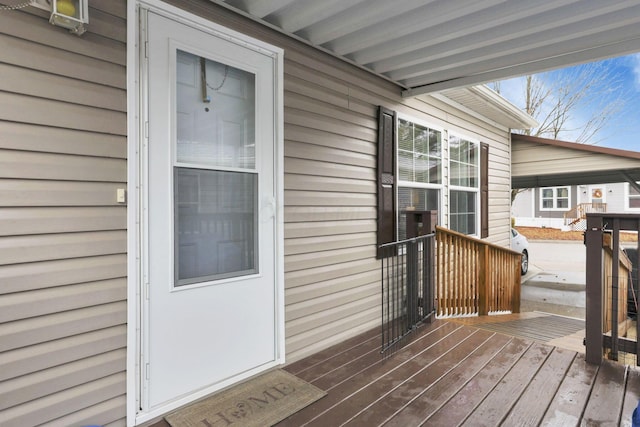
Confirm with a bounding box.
[469,85,538,130]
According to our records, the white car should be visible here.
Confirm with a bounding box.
[510,228,529,275]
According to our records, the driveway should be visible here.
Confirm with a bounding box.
[520,240,586,318]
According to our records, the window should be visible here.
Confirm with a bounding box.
[376,107,488,258]
[449,135,479,235]
[397,118,442,240]
[540,186,570,210]
[627,183,640,210]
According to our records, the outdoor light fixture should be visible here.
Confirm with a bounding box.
[31,0,88,35]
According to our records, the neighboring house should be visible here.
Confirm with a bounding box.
[510,135,640,230]
[2,1,639,426]
[513,183,640,229]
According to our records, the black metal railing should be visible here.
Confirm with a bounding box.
[380,234,436,353]
[585,213,640,365]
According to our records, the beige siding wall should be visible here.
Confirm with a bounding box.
[0,1,128,426]
[164,0,512,363]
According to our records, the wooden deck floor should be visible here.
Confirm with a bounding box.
[449,311,587,354]
[277,318,640,427]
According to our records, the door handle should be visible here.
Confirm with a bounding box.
[262,196,276,222]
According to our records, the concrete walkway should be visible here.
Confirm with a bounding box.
[520,240,586,319]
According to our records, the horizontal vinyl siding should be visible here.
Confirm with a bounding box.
[0,1,127,426]
[282,61,381,359]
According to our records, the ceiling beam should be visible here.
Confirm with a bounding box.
[360,0,573,68]
[301,0,420,45]
[228,0,298,18]
[326,0,445,55]
[275,0,364,33]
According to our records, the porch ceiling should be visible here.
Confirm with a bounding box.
[214,0,640,97]
[512,168,640,189]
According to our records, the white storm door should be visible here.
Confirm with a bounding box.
[144,11,278,410]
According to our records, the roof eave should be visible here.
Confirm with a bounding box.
[429,85,537,131]
[469,85,538,130]
[512,133,640,160]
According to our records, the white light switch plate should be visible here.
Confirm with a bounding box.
[117,188,127,204]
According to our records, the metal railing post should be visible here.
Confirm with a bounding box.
[380,234,436,353]
[407,239,417,330]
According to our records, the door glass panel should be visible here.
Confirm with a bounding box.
[176,50,256,169]
[174,168,258,286]
[174,48,259,287]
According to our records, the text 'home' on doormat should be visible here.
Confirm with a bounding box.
[164,369,326,427]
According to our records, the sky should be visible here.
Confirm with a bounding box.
[493,53,640,152]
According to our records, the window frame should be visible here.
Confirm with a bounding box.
[448,133,480,236]
[539,186,571,211]
[395,114,444,239]
[625,183,640,211]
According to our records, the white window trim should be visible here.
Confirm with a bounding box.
[539,186,571,211]
[625,182,640,211]
[448,133,480,236]
[394,116,483,238]
[395,114,445,237]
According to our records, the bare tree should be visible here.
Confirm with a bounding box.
[490,60,626,203]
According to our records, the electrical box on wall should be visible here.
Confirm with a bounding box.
[30,0,88,35]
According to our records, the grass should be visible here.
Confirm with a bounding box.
[515,226,638,242]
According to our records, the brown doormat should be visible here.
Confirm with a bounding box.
[164,369,326,427]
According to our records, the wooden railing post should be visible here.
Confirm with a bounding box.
[585,214,604,365]
[478,244,489,316]
[512,256,521,314]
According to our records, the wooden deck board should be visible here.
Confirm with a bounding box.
[424,337,532,426]
[307,328,496,426]
[285,327,380,377]
[460,342,553,426]
[539,353,599,426]
[502,348,576,426]
[150,315,639,427]
[342,330,508,426]
[621,368,640,425]
[582,359,627,425]
[279,321,462,426]
[278,317,637,427]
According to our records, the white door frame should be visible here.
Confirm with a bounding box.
[126,1,285,424]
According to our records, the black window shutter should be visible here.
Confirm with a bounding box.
[480,142,489,238]
[377,107,397,258]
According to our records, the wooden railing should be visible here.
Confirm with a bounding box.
[435,226,521,317]
[585,213,640,365]
[564,203,607,227]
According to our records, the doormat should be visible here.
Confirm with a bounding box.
[164,369,326,427]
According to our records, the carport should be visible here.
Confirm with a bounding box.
[510,134,640,366]
[512,134,640,191]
